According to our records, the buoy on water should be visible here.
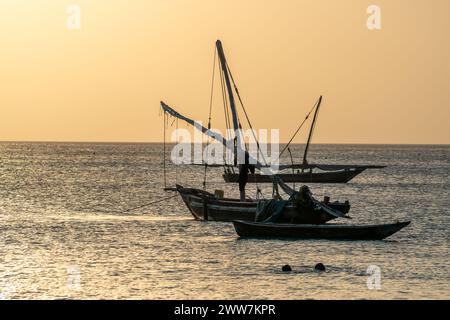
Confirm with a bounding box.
[282,264,292,272]
[314,263,326,271]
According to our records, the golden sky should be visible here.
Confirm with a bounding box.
[0,0,449,144]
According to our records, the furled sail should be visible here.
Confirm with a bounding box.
[161,101,226,147]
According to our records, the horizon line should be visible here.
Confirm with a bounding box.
[0,140,449,146]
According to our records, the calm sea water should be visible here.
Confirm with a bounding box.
[0,142,448,299]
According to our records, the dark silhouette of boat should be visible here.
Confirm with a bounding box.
[232,220,410,240]
[223,167,367,183]
[222,95,386,184]
[176,185,350,223]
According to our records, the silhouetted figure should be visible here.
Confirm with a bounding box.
[238,153,255,201]
[289,185,315,223]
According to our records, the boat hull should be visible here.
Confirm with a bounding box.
[223,169,365,183]
[177,186,350,223]
[232,220,410,240]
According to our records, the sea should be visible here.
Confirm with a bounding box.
[0,142,448,299]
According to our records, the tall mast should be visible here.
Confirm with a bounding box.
[302,95,322,165]
[216,40,243,165]
[216,40,239,132]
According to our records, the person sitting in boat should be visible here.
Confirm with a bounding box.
[238,153,255,201]
[292,185,315,213]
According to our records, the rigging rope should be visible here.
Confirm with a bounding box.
[219,61,233,166]
[226,62,268,167]
[287,147,296,191]
[276,97,320,161]
[175,118,179,185]
[163,112,167,189]
[224,61,267,199]
[203,47,218,189]
[208,48,217,130]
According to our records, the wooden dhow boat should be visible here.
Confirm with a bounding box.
[223,165,371,184]
[176,185,350,223]
[222,95,386,184]
[232,220,411,240]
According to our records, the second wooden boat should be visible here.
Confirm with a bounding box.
[232,220,411,240]
[223,167,366,183]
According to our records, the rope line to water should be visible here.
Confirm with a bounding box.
[120,194,178,214]
[163,112,167,189]
[81,194,179,215]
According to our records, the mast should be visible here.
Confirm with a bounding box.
[302,95,322,165]
[216,40,242,165]
[216,40,239,132]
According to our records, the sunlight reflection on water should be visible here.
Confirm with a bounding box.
[0,143,448,299]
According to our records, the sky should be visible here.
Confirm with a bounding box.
[0,0,449,144]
